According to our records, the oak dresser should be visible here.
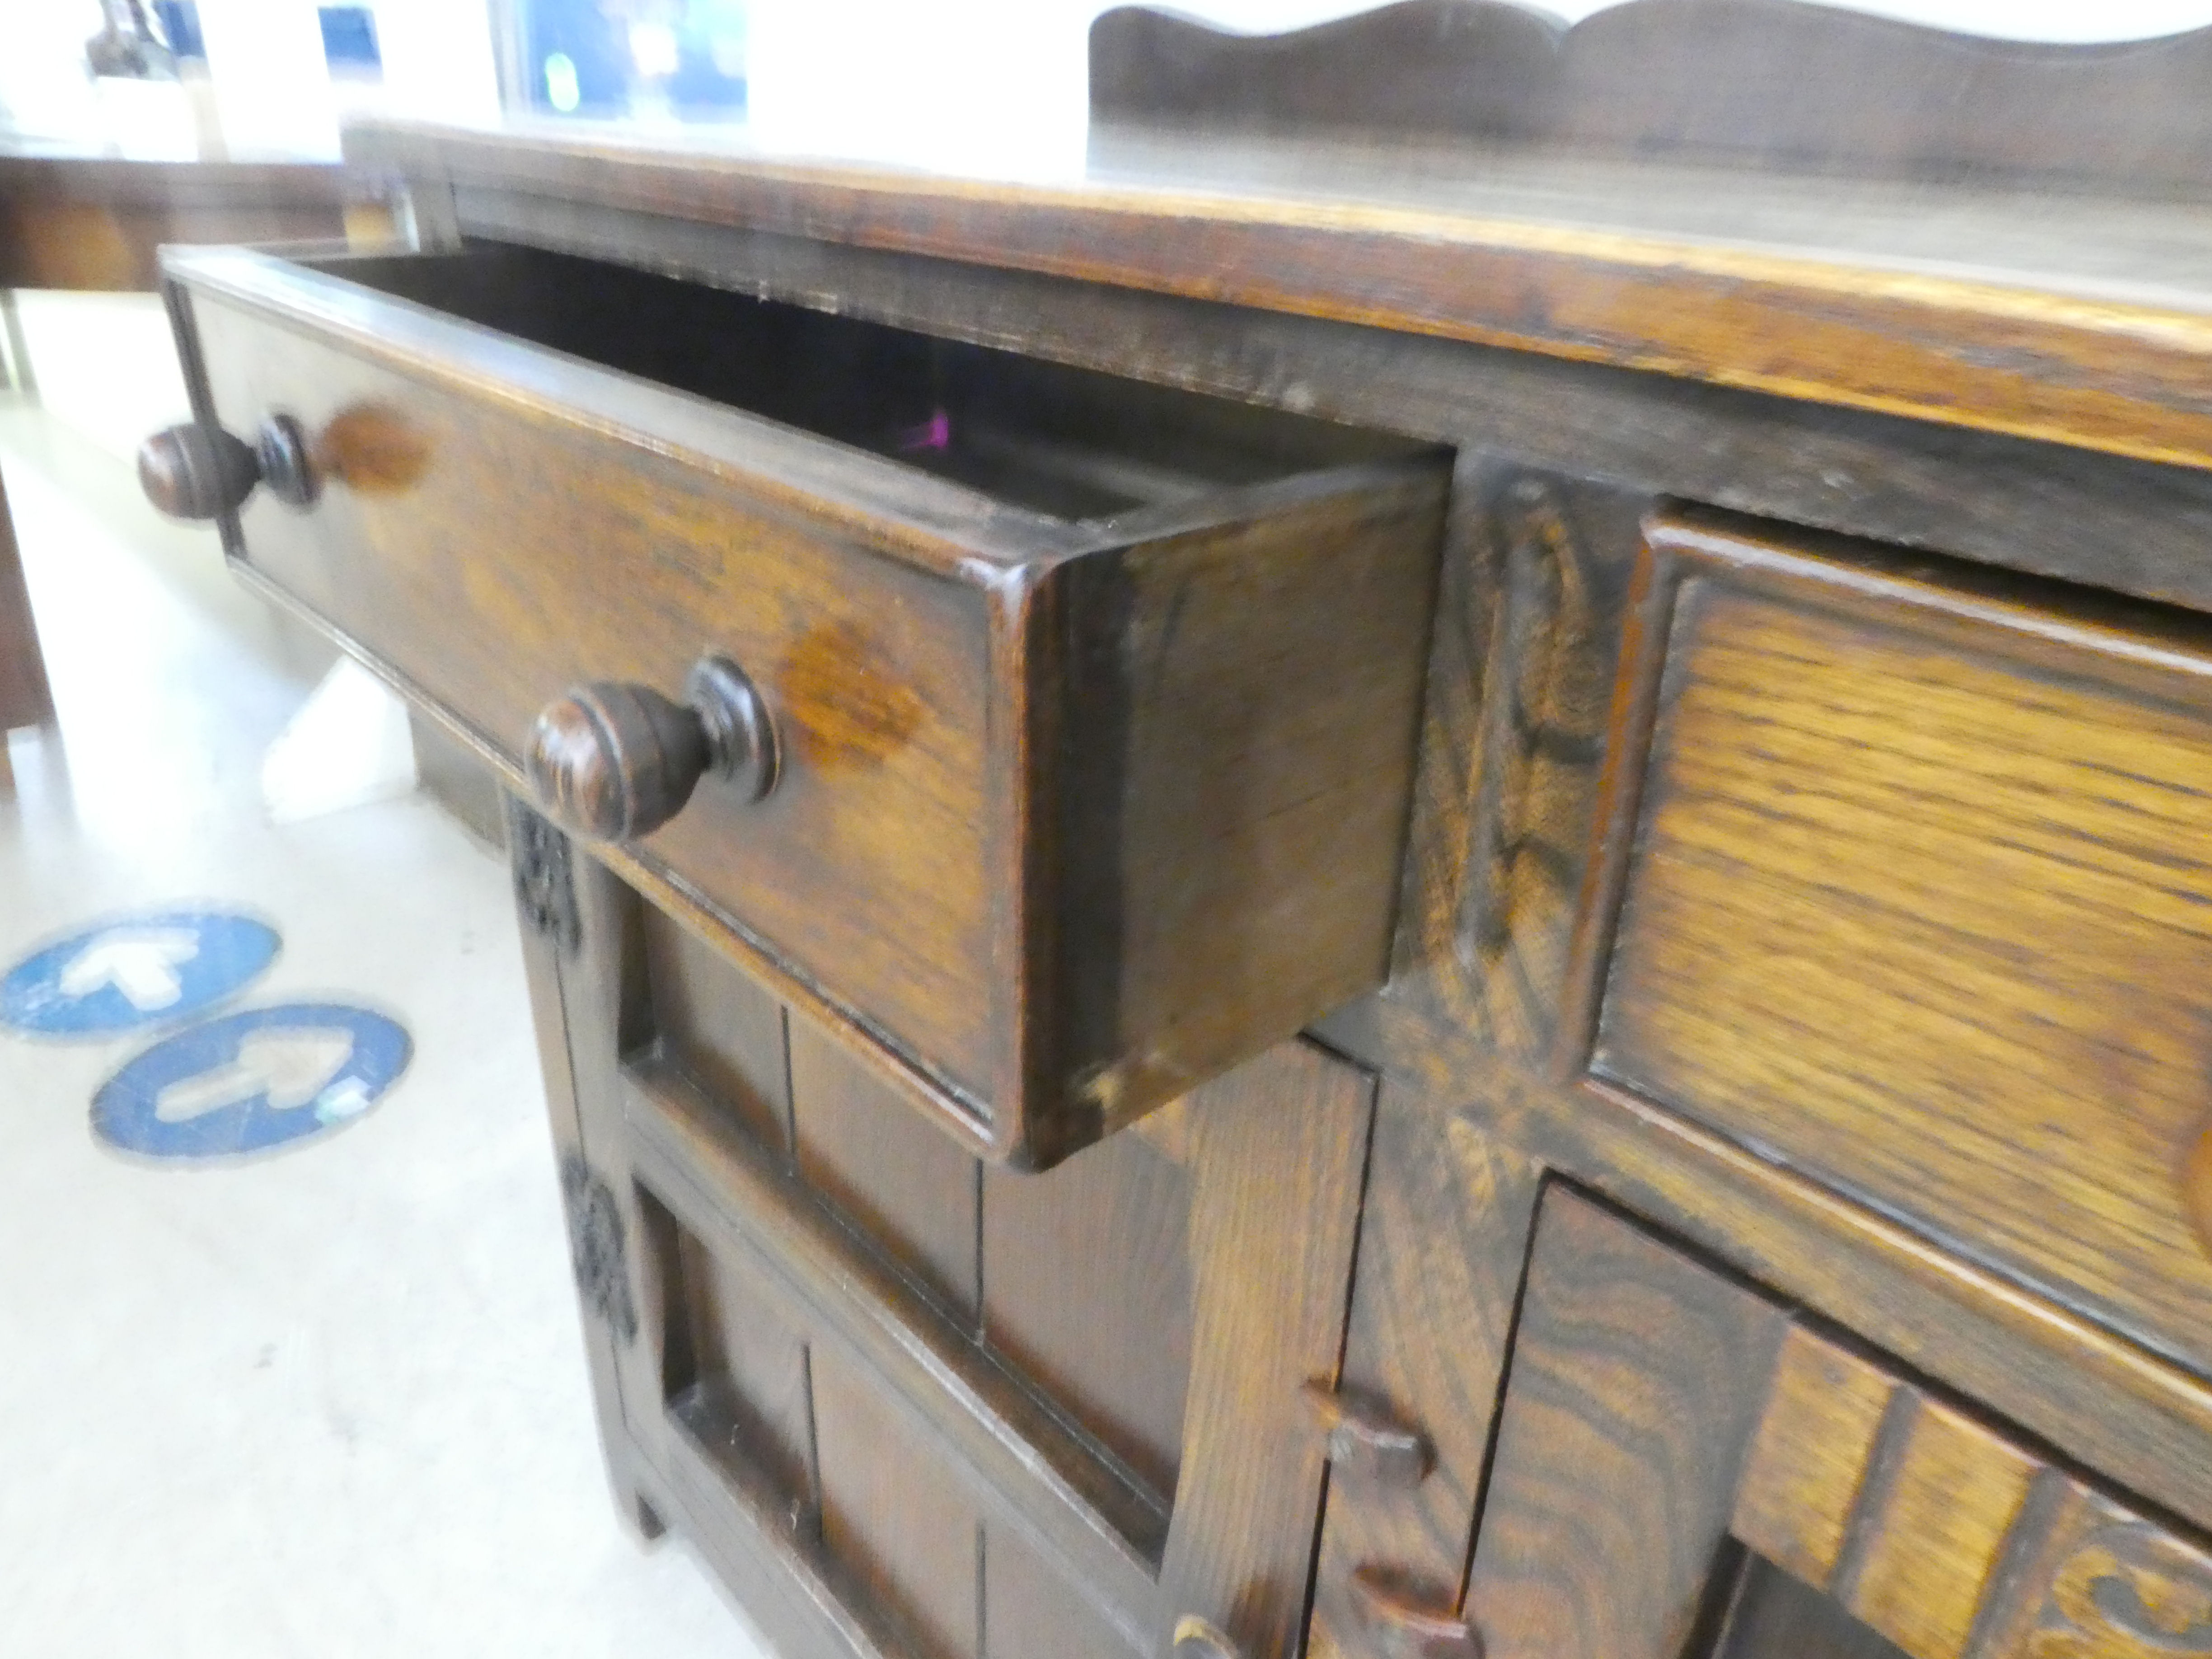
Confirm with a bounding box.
[134,3,2212,1654]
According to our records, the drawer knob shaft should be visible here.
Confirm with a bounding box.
[1350,1568,1483,1659]
[1172,1615,1245,1658]
[137,416,316,518]
[1303,1380,1434,1486]
[527,655,778,843]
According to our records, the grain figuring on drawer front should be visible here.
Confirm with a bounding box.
[165,244,1445,1166]
[1595,515,2212,1379]
[190,291,1003,1099]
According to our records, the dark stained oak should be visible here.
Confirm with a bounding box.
[160,238,1443,1167]
[151,33,2212,1659]
[1304,1093,1542,1659]
[525,658,777,844]
[1592,512,2212,1380]
[347,115,2212,475]
[1464,1188,1792,1659]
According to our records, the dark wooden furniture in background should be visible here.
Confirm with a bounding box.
[138,1,2212,1653]
[0,144,398,743]
[0,147,391,291]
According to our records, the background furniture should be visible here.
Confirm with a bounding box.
[0,144,395,737]
[139,1,2212,1653]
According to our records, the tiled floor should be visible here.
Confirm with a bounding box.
[0,399,770,1656]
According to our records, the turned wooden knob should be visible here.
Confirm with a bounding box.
[1350,1569,1482,1659]
[1172,1615,1245,1658]
[138,415,316,519]
[525,654,777,842]
[1303,1380,1434,1487]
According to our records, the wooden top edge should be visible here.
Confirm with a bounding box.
[346,116,2212,476]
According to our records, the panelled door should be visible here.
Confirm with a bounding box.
[513,807,1377,1659]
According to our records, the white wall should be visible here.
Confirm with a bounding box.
[742,0,2212,175]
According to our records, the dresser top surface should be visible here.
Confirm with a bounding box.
[349,113,2212,478]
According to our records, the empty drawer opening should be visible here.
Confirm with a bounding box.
[314,239,1423,520]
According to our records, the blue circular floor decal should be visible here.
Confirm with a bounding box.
[2,911,281,1037]
[92,1003,412,1160]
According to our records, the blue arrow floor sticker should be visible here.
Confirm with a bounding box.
[91,1003,412,1161]
[1,910,281,1037]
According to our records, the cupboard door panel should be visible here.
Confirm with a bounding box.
[1462,1188,1790,1659]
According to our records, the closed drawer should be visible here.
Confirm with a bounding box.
[1592,510,2212,1378]
[157,240,1446,1167]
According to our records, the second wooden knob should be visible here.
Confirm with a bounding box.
[525,655,777,843]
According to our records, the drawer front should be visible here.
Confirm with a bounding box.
[192,284,1002,1093]
[1593,512,2212,1377]
[163,244,1444,1166]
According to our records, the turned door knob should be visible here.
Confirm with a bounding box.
[1350,1569,1482,1659]
[526,654,778,842]
[138,416,316,519]
[1303,1380,1434,1487]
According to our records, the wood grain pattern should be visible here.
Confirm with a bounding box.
[621,1026,1375,1658]
[1306,1094,1542,1659]
[790,1014,984,1327]
[165,239,1443,1166]
[1418,473,1641,1068]
[1467,1191,2212,1659]
[1151,1040,1375,1658]
[1594,513,2212,1379]
[812,1343,984,1659]
[642,903,793,1156]
[443,188,2212,625]
[350,118,2212,475]
[1463,1187,1791,1659]
[1729,1318,2212,1659]
[664,1211,820,1528]
[980,1125,1195,1506]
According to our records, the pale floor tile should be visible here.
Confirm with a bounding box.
[0,402,772,1658]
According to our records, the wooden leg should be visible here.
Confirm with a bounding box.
[0,466,55,734]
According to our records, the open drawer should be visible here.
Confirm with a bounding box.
[150,239,1448,1167]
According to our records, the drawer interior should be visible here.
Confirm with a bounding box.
[315,240,1417,521]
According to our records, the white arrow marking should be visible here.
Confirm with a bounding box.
[60,929,202,1010]
[154,1028,359,1123]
